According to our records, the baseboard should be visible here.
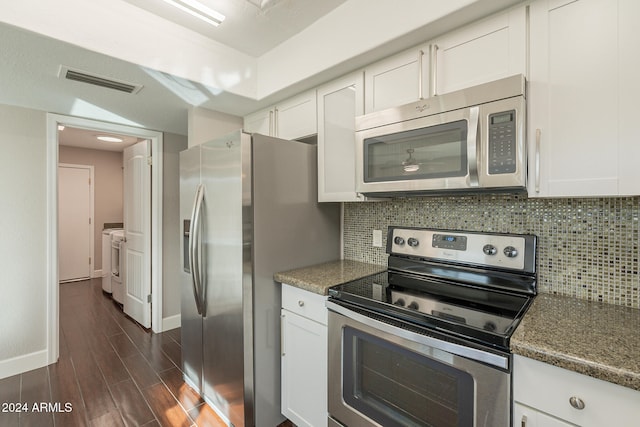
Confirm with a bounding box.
[92,269,103,278]
[0,349,49,380]
[162,314,181,332]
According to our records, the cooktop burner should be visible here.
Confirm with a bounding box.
[329,227,537,350]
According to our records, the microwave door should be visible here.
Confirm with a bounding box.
[356,107,475,195]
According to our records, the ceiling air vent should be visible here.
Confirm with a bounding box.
[59,66,143,94]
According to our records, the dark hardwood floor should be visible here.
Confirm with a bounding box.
[0,278,229,427]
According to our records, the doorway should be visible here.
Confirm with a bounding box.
[58,163,94,282]
[46,114,164,365]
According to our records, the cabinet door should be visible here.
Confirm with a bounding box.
[276,90,317,140]
[528,0,620,197]
[244,107,272,136]
[514,356,640,427]
[317,71,364,202]
[364,46,429,114]
[618,0,640,195]
[432,7,527,95]
[514,403,575,427]
[281,309,327,427]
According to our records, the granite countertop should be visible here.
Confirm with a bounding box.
[275,260,640,392]
[274,259,386,296]
[511,293,640,391]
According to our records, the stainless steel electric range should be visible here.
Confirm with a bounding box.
[327,226,537,427]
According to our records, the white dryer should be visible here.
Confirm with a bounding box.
[101,228,121,293]
[111,230,125,304]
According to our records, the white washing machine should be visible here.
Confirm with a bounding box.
[101,228,121,293]
[111,230,125,304]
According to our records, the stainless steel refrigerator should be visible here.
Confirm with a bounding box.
[179,130,340,427]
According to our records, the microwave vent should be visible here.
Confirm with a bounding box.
[59,66,143,94]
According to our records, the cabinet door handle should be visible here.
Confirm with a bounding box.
[273,108,278,137]
[569,396,586,410]
[430,44,439,97]
[521,415,527,427]
[418,49,424,100]
[298,300,305,307]
[280,313,285,356]
[269,110,274,136]
[535,128,541,193]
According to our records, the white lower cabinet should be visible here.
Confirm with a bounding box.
[513,355,640,427]
[281,284,328,427]
[514,403,575,427]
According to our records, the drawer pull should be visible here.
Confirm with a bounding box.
[298,300,305,307]
[569,396,586,410]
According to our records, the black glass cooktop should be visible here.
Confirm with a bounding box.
[328,270,534,350]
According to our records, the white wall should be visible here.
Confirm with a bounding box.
[0,104,49,378]
[187,106,242,148]
[0,0,523,103]
[162,132,188,330]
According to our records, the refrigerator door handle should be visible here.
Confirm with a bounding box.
[189,184,204,315]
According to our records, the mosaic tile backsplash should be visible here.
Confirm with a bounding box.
[343,195,640,308]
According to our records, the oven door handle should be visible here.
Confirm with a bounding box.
[326,301,509,370]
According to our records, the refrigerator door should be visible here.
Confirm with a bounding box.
[179,145,203,394]
[201,131,252,427]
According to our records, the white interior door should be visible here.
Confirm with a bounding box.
[123,140,151,328]
[58,165,93,282]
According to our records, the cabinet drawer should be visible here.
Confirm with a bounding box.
[514,355,640,427]
[282,284,328,325]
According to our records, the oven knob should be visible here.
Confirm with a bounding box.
[393,298,406,307]
[408,301,419,310]
[503,246,518,258]
[483,244,497,256]
[407,237,419,247]
[393,236,405,245]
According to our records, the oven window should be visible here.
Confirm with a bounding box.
[343,326,473,427]
[363,120,467,183]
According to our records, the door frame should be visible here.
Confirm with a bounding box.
[46,113,164,365]
[58,163,95,281]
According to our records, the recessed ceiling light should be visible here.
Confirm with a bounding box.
[161,0,226,27]
[97,135,124,143]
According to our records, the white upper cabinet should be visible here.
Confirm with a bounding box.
[276,91,317,140]
[431,7,527,95]
[244,90,317,140]
[244,108,272,136]
[363,6,527,115]
[364,45,430,114]
[617,0,640,195]
[317,71,365,202]
[528,0,640,197]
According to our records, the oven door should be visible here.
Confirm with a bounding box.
[327,302,511,427]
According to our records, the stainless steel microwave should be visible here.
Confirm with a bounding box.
[355,74,526,197]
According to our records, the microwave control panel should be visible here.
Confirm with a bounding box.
[488,110,517,175]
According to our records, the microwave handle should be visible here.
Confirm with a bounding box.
[467,106,480,187]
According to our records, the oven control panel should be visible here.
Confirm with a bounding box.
[387,227,536,273]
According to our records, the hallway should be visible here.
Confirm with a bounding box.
[0,278,224,426]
